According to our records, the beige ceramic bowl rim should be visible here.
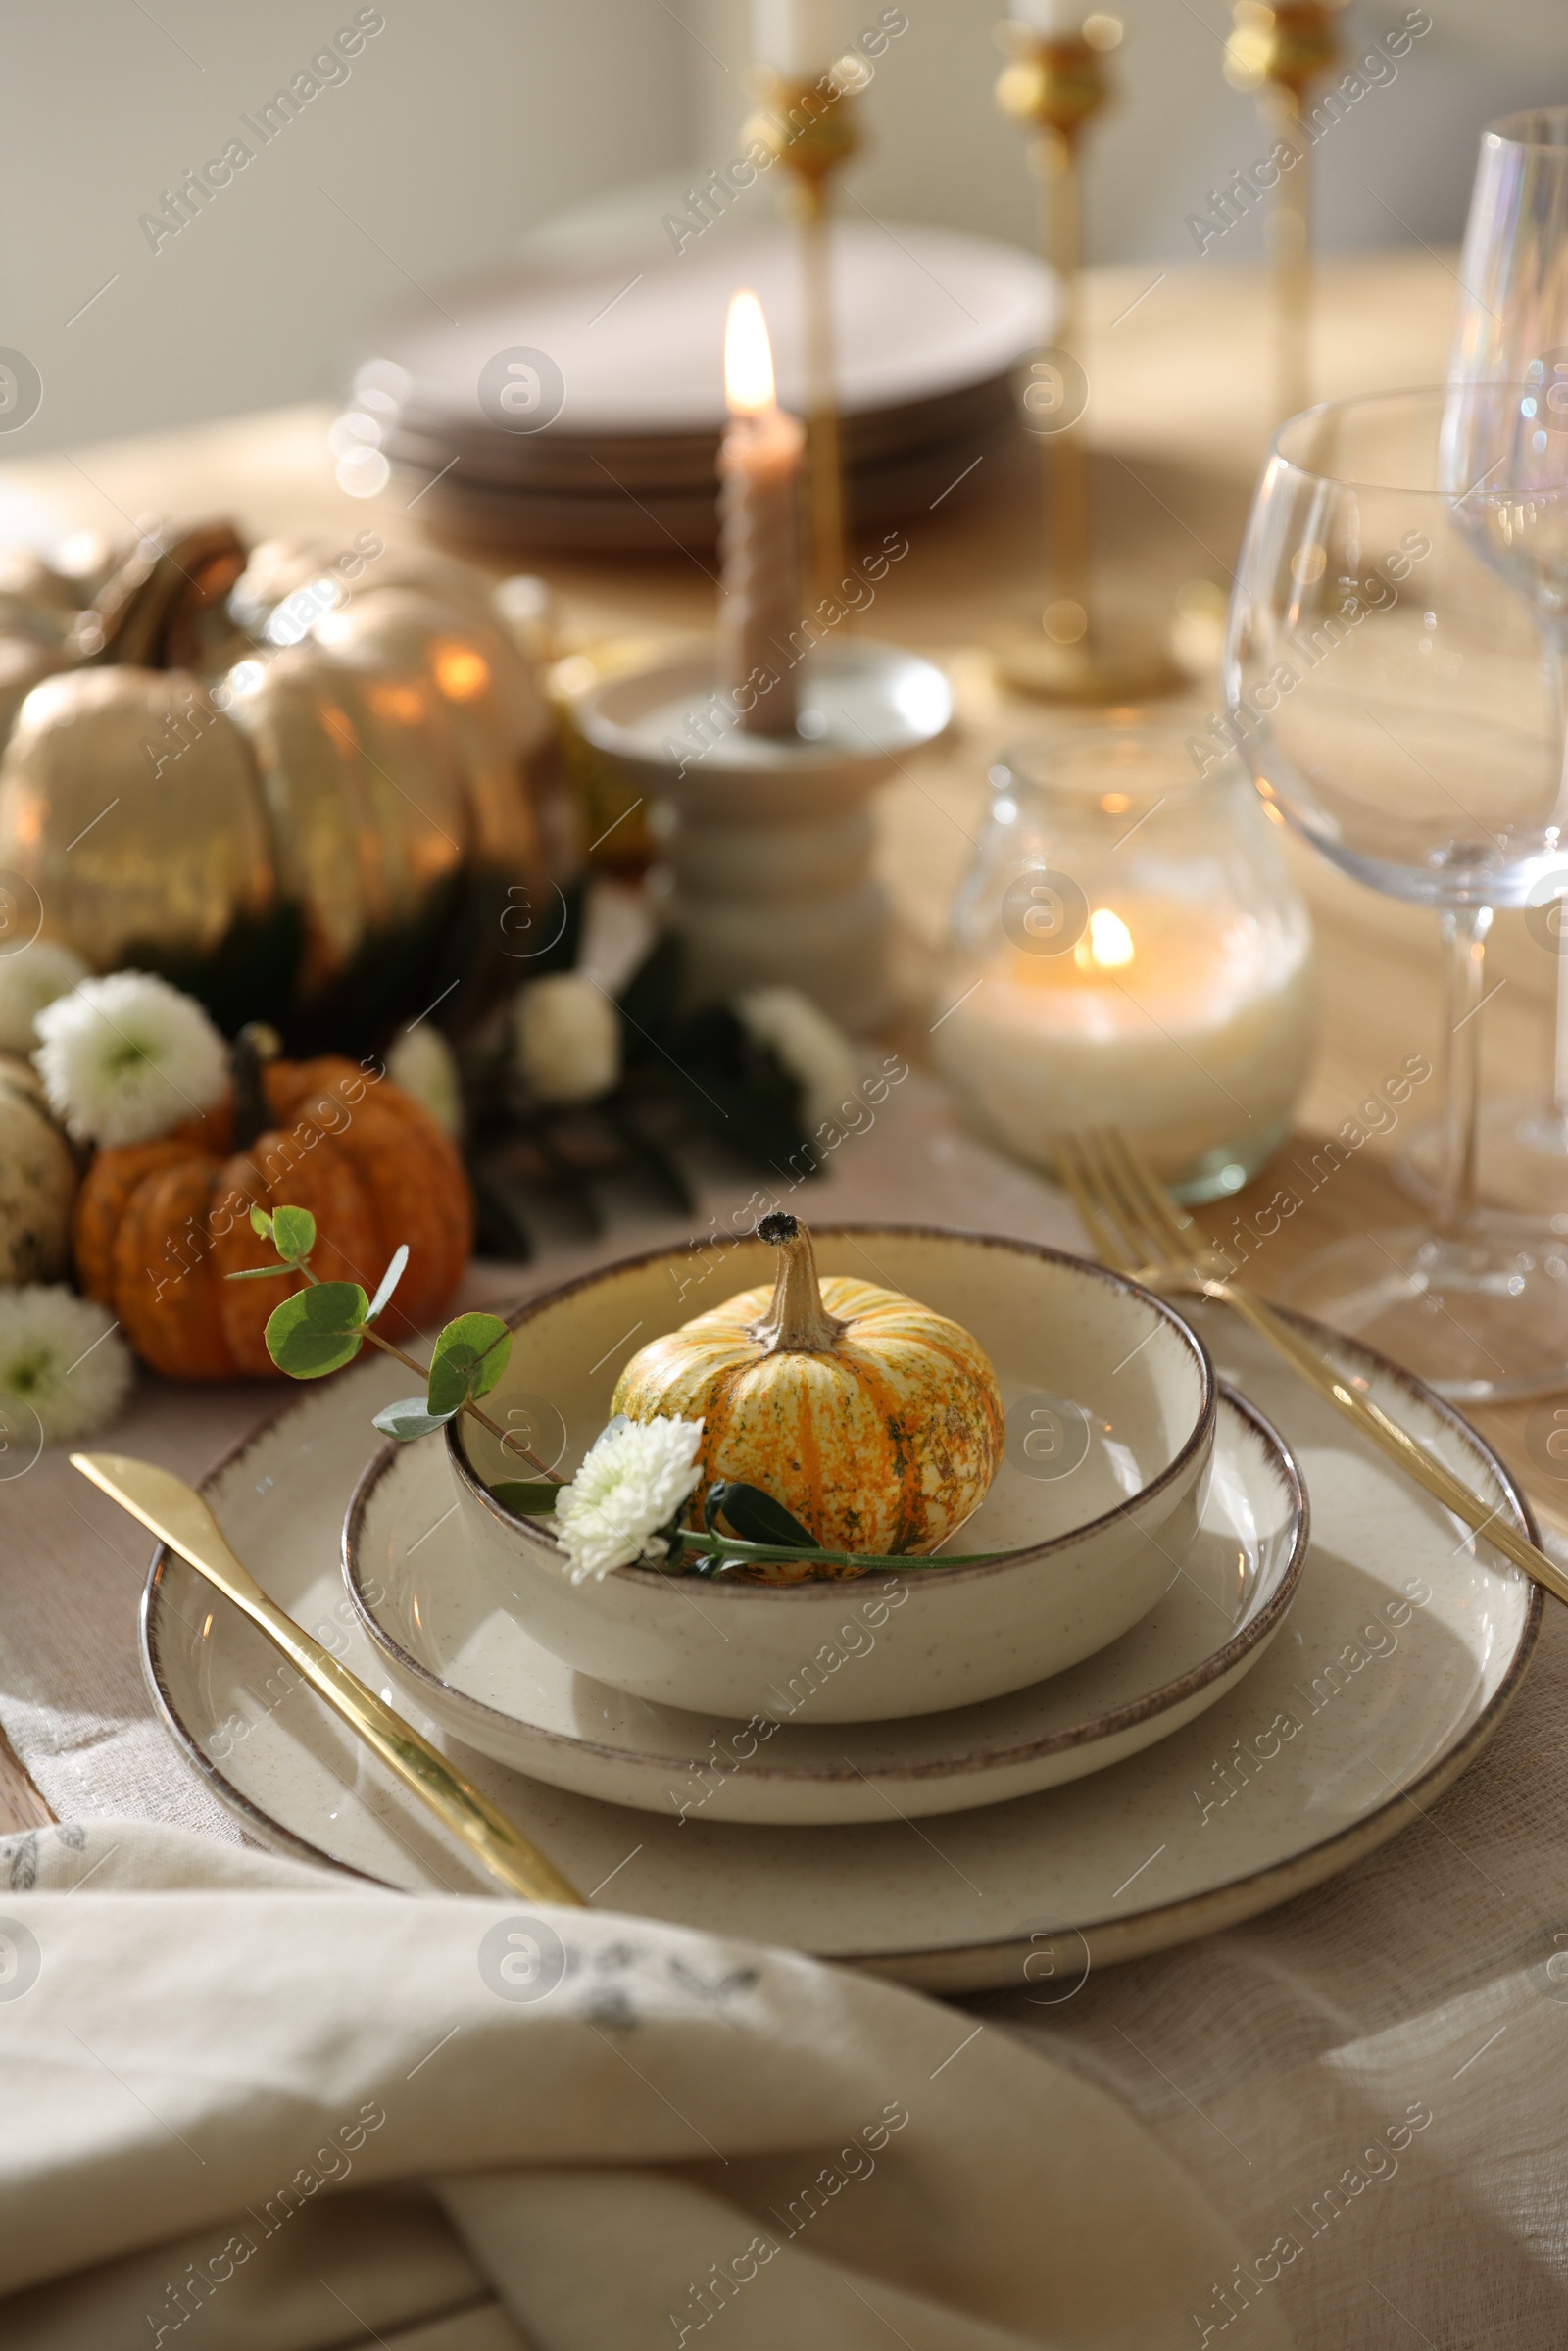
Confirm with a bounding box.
[443,1224,1218,1596]
[345,1383,1307,1785]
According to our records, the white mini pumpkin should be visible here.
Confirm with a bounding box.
[0,1053,77,1284]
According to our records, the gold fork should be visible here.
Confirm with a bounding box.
[1056,1128,1568,1612]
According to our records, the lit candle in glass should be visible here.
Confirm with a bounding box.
[932,724,1315,1201]
[718,288,805,737]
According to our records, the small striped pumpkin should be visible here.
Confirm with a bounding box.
[612,1213,1004,1572]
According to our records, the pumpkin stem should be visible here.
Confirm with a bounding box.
[78,521,248,672]
[751,1212,848,1354]
[231,1022,281,1151]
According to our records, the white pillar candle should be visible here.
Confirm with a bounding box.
[717,289,804,737]
[933,894,1313,1180]
[1009,0,1083,32]
[752,0,853,73]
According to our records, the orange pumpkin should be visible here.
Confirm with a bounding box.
[74,1049,472,1380]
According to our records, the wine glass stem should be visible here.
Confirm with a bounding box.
[1546,619,1568,1114]
[1438,905,1493,1234]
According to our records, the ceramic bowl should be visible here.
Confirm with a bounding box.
[444,1227,1215,1722]
[348,1387,1303,1823]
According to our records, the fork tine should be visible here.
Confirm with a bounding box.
[1055,1133,1142,1272]
[1080,1127,1173,1273]
[1101,1127,1196,1263]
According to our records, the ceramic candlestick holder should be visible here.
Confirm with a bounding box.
[575,638,952,1029]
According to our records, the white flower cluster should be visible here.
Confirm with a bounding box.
[0,1286,132,1445]
[0,939,89,1056]
[33,970,228,1146]
[385,1024,464,1137]
[513,972,620,1105]
[553,1414,705,1583]
[735,987,858,1132]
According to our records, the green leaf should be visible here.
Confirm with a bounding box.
[250,1203,274,1240]
[705,1480,816,1549]
[489,1479,561,1517]
[367,1244,409,1323]
[372,1396,457,1442]
[270,1203,317,1263]
[223,1263,295,1283]
[427,1312,513,1416]
[264,1282,368,1379]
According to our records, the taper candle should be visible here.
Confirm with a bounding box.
[1009,0,1083,29]
[718,288,805,737]
[752,0,853,72]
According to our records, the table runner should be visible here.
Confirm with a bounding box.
[5,1077,1568,2344]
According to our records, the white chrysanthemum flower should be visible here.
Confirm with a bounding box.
[736,986,858,1132]
[553,1415,705,1583]
[34,971,228,1146]
[513,971,620,1105]
[0,939,90,1056]
[385,1023,463,1138]
[0,1286,132,1445]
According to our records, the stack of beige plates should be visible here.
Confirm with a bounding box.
[368,220,1054,551]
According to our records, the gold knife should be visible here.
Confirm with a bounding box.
[73,1451,585,1908]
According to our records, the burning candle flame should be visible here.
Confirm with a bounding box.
[724,288,776,416]
[1079,907,1135,969]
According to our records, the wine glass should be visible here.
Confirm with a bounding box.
[1398,106,1568,1220]
[1224,384,1568,1402]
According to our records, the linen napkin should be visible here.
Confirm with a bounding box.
[0,1818,1289,2350]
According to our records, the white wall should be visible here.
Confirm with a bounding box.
[0,0,693,452]
[2,0,1563,455]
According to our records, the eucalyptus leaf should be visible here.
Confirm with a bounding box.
[489,1479,561,1517]
[223,1263,295,1283]
[427,1313,513,1416]
[367,1243,410,1323]
[372,1396,457,1442]
[264,1282,368,1379]
[249,1203,273,1240]
[705,1480,816,1549]
[270,1203,317,1262]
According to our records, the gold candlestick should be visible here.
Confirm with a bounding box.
[994,17,1180,702]
[745,67,862,604]
[1224,1,1346,423]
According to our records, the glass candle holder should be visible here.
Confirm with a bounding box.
[932,716,1315,1201]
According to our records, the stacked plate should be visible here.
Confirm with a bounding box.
[141,1229,1540,1992]
[364,222,1053,551]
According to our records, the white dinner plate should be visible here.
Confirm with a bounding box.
[140,1303,1541,1993]
[342,1387,1306,1825]
[376,223,1054,439]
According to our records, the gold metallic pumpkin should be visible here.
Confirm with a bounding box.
[0,521,564,1049]
[612,1213,1004,1570]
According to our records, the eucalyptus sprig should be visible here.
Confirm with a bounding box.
[227,1205,559,1481]
[510,1462,1008,1579]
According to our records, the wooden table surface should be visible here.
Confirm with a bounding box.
[3,245,1563,1829]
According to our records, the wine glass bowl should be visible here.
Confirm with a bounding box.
[1228,387,1565,908]
[1397,104,1568,1219]
[1225,385,1568,1400]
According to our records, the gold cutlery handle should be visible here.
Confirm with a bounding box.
[1201,1282,1568,1610]
[230,1592,585,1907]
[73,1453,584,1906]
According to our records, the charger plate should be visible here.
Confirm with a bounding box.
[341,1389,1306,1825]
[140,1305,1541,1993]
